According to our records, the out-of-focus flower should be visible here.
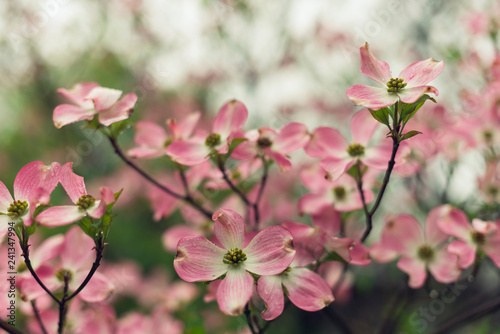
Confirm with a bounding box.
[346,43,443,110]
[53,82,138,128]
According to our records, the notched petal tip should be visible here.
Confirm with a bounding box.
[175,249,185,261]
[285,238,295,252]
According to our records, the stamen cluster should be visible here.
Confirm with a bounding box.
[471,231,486,245]
[333,186,346,201]
[76,195,95,210]
[346,143,365,157]
[8,200,28,217]
[257,137,273,148]
[417,245,434,261]
[386,77,407,93]
[205,133,221,147]
[223,248,247,265]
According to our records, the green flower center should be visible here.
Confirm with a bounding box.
[8,200,28,217]
[333,186,346,201]
[417,245,434,261]
[223,248,247,266]
[257,137,273,148]
[205,133,221,147]
[346,143,365,157]
[55,269,73,282]
[386,77,407,93]
[76,194,95,210]
[470,231,485,245]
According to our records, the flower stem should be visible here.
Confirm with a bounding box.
[31,300,48,334]
[0,320,23,334]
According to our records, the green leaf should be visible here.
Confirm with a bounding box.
[401,130,422,141]
[109,119,132,139]
[321,251,348,264]
[368,107,391,128]
[400,94,436,129]
[226,137,247,156]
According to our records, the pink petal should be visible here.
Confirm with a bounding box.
[257,275,284,320]
[212,209,246,250]
[98,93,137,126]
[397,85,439,105]
[132,121,168,149]
[436,205,472,240]
[87,200,106,219]
[244,226,295,276]
[86,87,122,111]
[349,242,371,265]
[35,206,85,227]
[59,162,87,203]
[53,104,96,128]
[162,225,202,253]
[425,206,452,246]
[266,150,292,172]
[57,82,99,106]
[472,219,497,235]
[380,215,424,254]
[398,58,444,87]
[166,140,209,166]
[428,248,461,283]
[14,161,61,202]
[304,127,348,158]
[212,100,248,138]
[127,147,165,159]
[363,140,395,170]
[168,112,201,140]
[0,181,13,211]
[217,268,254,316]
[61,226,95,271]
[30,234,64,268]
[370,242,399,263]
[273,122,310,154]
[283,221,325,266]
[448,240,476,268]
[78,271,115,302]
[312,206,341,237]
[346,84,398,110]
[283,267,334,311]
[324,236,354,263]
[397,256,427,288]
[174,236,227,282]
[298,193,331,216]
[482,238,500,268]
[350,109,379,146]
[359,43,392,86]
[319,156,354,182]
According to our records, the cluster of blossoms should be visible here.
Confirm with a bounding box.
[3,35,500,334]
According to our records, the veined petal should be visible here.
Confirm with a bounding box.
[57,82,99,107]
[174,236,227,282]
[351,109,379,146]
[283,267,334,311]
[213,100,248,138]
[398,86,439,105]
[0,181,13,211]
[53,104,96,129]
[397,256,427,288]
[360,43,392,86]
[212,209,245,250]
[166,140,209,166]
[346,85,398,110]
[304,127,348,158]
[59,162,87,203]
[78,271,115,303]
[428,248,461,283]
[273,122,310,154]
[399,58,444,87]
[14,161,61,202]
[244,226,295,276]
[257,275,284,320]
[86,87,122,111]
[217,268,254,316]
[36,205,85,226]
[98,93,137,126]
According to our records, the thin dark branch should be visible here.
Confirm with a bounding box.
[31,300,48,334]
[0,319,24,334]
[217,158,252,207]
[244,304,258,334]
[429,296,500,334]
[108,136,212,219]
[57,273,70,334]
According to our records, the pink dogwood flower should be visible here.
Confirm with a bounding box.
[305,109,399,181]
[166,100,248,165]
[0,161,60,231]
[36,163,115,226]
[370,209,461,288]
[346,43,443,110]
[174,209,295,316]
[53,82,138,128]
[127,112,201,158]
[436,205,500,268]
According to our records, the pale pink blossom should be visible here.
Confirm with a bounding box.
[0,161,60,231]
[36,163,115,227]
[53,82,138,128]
[174,209,295,316]
[370,209,461,288]
[346,43,443,110]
